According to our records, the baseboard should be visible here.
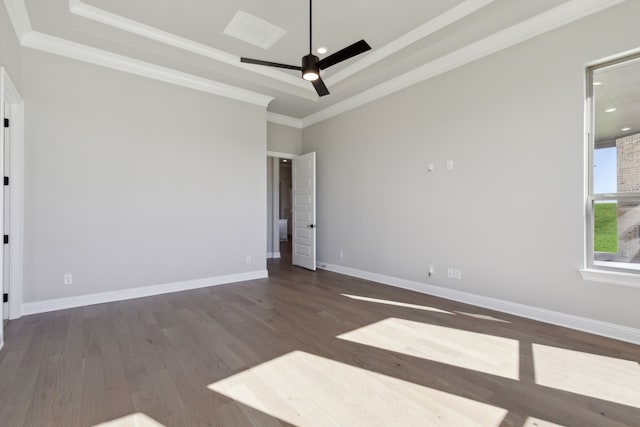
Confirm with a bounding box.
[318,262,640,345]
[266,252,282,259]
[22,270,269,316]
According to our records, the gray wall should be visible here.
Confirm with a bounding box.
[0,2,21,88]
[302,1,640,329]
[267,122,302,155]
[22,50,267,302]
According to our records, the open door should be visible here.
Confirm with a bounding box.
[0,101,6,347]
[292,152,316,270]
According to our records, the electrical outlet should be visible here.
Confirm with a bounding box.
[64,274,73,285]
[428,266,434,277]
[623,249,630,257]
[339,251,344,259]
[447,268,454,278]
[245,256,252,264]
[454,269,462,280]
[446,160,454,171]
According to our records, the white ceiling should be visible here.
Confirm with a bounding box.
[10,0,628,123]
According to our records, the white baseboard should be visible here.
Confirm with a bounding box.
[22,270,268,316]
[266,252,282,259]
[318,262,640,345]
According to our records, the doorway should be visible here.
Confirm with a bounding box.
[0,67,25,349]
[267,152,296,260]
[266,151,317,271]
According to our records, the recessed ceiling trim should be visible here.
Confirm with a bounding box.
[325,0,495,86]
[267,112,303,129]
[3,0,32,40]
[67,0,496,98]
[68,0,312,93]
[303,0,628,128]
[21,31,274,107]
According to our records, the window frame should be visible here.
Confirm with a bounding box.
[585,53,640,277]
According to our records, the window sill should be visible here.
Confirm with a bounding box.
[579,268,640,288]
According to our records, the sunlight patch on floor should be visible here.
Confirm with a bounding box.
[208,350,508,427]
[93,413,165,427]
[338,317,519,379]
[523,416,566,427]
[341,293,453,314]
[532,344,640,408]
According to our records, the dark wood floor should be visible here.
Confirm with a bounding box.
[1,245,639,426]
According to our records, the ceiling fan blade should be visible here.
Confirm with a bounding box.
[312,77,330,97]
[316,40,371,70]
[241,57,302,71]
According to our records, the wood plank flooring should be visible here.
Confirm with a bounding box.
[1,248,639,426]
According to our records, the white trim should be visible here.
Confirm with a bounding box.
[21,270,269,316]
[267,151,297,160]
[1,68,24,320]
[67,0,493,94]
[2,0,32,41]
[319,262,640,345]
[267,252,282,259]
[68,0,313,93]
[20,32,273,107]
[302,0,627,128]
[4,0,626,123]
[267,112,303,129]
[325,0,495,86]
[579,268,640,289]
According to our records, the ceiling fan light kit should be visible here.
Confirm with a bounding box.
[302,54,320,81]
[240,0,371,96]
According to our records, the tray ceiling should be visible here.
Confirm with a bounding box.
[5,0,629,125]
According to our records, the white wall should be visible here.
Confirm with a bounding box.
[0,2,21,88]
[267,122,302,155]
[302,1,640,329]
[22,50,267,303]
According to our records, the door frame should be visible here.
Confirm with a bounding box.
[1,67,25,323]
[267,151,296,258]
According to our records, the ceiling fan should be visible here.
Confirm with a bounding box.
[240,0,371,97]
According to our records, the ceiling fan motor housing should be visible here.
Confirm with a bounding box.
[302,54,320,80]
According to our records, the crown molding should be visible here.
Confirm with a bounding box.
[3,0,628,124]
[68,0,496,96]
[302,0,627,128]
[21,31,273,107]
[4,0,274,106]
[267,112,303,129]
[3,0,32,41]
[325,0,495,87]
[68,0,313,95]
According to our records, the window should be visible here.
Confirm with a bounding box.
[587,54,640,274]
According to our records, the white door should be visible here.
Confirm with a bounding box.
[0,101,6,343]
[292,152,316,270]
[2,102,9,320]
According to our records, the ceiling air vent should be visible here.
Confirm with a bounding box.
[223,10,286,50]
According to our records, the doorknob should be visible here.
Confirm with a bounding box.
[308,224,316,228]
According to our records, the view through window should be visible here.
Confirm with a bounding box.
[589,54,640,271]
